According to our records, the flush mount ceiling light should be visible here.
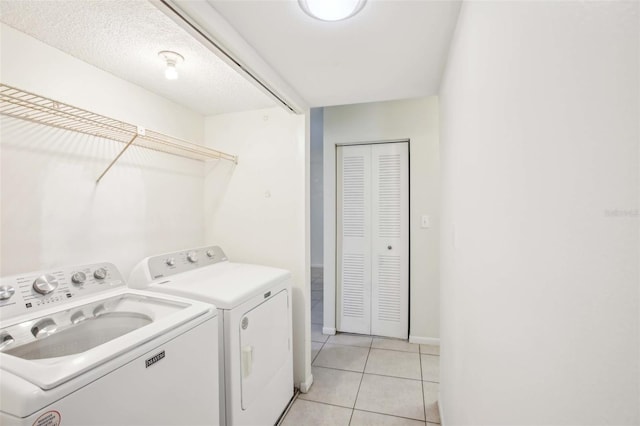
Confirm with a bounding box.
[298,0,367,21]
[158,50,184,80]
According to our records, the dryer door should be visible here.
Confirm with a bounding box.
[239,289,290,410]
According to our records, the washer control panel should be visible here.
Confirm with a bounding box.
[147,246,227,280]
[0,263,124,321]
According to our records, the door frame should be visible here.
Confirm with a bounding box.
[329,139,411,337]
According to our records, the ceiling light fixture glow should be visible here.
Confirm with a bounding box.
[158,50,184,81]
[164,63,178,80]
[298,0,367,22]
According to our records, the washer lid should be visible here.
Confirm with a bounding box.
[143,262,291,310]
[0,289,214,390]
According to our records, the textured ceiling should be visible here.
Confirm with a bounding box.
[0,0,277,115]
[207,0,462,107]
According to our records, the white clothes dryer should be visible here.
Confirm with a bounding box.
[0,262,219,426]
[129,246,294,426]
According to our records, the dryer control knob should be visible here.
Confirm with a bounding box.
[166,258,176,267]
[206,249,215,258]
[93,268,107,280]
[0,285,15,300]
[187,251,198,263]
[71,271,87,285]
[33,274,59,295]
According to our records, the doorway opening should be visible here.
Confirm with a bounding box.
[310,108,325,334]
[336,141,409,339]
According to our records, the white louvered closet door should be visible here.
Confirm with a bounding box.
[337,145,372,334]
[337,143,408,339]
[370,143,408,338]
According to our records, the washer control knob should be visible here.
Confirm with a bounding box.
[33,274,59,295]
[165,258,176,267]
[93,268,107,280]
[206,249,215,258]
[187,251,198,263]
[71,271,87,285]
[0,285,15,300]
[0,333,14,350]
[70,311,86,324]
[32,318,57,338]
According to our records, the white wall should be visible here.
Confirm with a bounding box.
[310,108,324,268]
[1,22,312,395]
[323,97,441,341]
[0,24,207,276]
[439,2,639,425]
[203,108,311,388]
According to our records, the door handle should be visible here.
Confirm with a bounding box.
[387,245,392,250]
[242,345,253,378]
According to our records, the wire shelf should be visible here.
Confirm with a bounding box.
[0,84,237,181]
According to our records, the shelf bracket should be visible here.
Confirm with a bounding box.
[96,134,139,183]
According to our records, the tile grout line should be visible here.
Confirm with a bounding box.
[365,371,423,381]
[293,397,353,411]
[348,342,372,425]
[292,390,429,425]
[352,407,430,423]
[420,347,427,423]
[310,363,363,374]
[311,340,326,363]
[323,342,373,349]
[310,364,424,382]
[371,346,420,354]
[325,340,431,355]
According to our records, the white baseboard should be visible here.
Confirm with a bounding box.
[322,326,336,335]
[299,373,314,393]
[439,390,445,425]
[409,335,440,345]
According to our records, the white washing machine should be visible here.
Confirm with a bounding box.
[129,246,294,426]
[0,262,219,426]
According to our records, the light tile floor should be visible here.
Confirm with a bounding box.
[280,268,441,426]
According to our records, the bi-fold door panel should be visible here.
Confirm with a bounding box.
[337,142,408,339]
[337,146,372,335]
[371,143,409,338]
